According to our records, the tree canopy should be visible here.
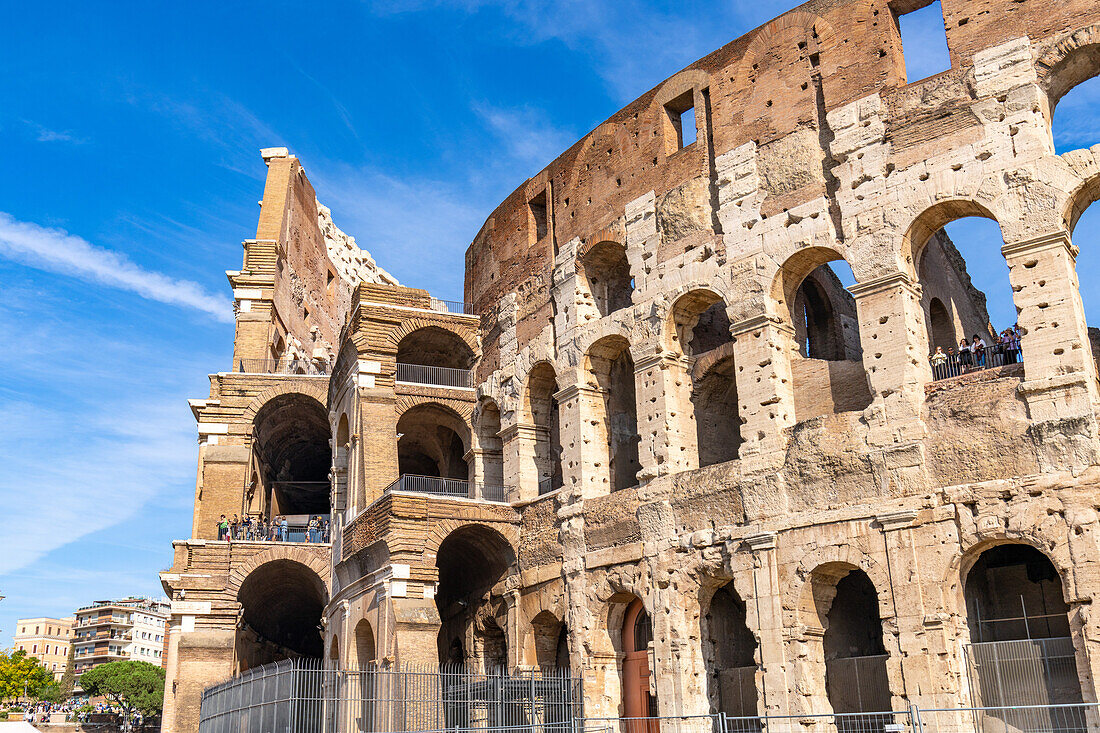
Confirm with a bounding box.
[78,660,165,716]
[0,650,58,704]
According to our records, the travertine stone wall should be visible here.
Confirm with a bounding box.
[164,2,1100,732]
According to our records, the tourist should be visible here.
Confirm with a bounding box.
[930,346,947,378]
[217,515,228,541]
[971,333,987,368]
[230,514,239,541]
[281,515,289,542]
[957,338,972,372]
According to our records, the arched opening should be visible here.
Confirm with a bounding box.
[236,559,326,671]
[621,598,657,727]
[963,544,1083,712]
[586,336,640,493]
[702,583,757,718]
[352,619,376,669]
[396,326,475,370]
[435,525,515,672]
[670,291,740,467]
[580,241,633,317]
[775,250,871,420]
[329,635,340,666]
[530,611,569,671]
[252,394,331,521]
[525,363,563,494]
[334,413,350,513]
[475,399,504,496]
[1047,43,1100,156]
[823,569,890,716]
[909,205,1017,380]
[396,404,470,490]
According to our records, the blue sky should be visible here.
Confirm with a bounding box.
[0,2,1097,642]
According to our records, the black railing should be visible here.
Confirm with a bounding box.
[430,298,478,316]
[385,474,507,502]
[539,476,563,495]
[930,343,1022,382]
[235,358,329,376]
[395,362,474,388]
[218,513,331,543]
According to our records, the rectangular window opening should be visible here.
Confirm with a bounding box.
[528,190,548,243]
[662,90,697,153]
[894,0,951,83]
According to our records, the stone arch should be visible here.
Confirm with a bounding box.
[528,609,569,670]
[1065,167,1100,234]
[233,555,329,670]
[949,533,1079,615]
[473,397,504,491]
[1037,25,1100,115]
[900,199,998,280]
[242,383,328,423]
[250,392,332,516]
[665,287,732,356]
[387,317,479,361]
[430,523,518,669]
[423,520,520,568]
[396,401,472,481]
[577,240,633,317]
[522,361,563,493]
[789,544,893,629]
[351,618,376,669]
[584,334,641,493]
[699,575,759,717]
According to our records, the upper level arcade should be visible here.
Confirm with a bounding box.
[461,0,1100,509]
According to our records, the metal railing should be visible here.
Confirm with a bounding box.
[220,514,332,544]
[385,475,507,503]
[395,363,474,389]
[538,477,563,496]
[430,298,478,316]
[913,703,1096,733]
[198,659,580,733]
[929,343,1022,382]
[964,637,1082,708]
[236,358,330,376]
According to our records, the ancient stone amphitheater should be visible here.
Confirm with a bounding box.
[160,1,1100,731]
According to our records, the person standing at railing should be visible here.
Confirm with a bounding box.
[322,518,330,542]
[971,334,987,368]
[229,514,239,541]
[217,515,228,541]
[930,347,948,379]
[280,515,288,542]
[957,339,972,372]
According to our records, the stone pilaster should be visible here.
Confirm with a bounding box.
[742,532,789,717]
[729,316,796,474]
[500,422,542,502]
[556,383,612,499]
[634,352,698,481]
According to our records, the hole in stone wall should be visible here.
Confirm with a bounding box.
[894,0,951,82]
[580,241,633,317]
[663,90,697,154]
[703,583,758,717]
[529,189,548,243]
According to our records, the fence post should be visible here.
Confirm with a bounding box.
[909,703,924,733]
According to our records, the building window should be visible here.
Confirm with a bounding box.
[663,90,697,153]
[528,190,548,243]
[893,0,950,82]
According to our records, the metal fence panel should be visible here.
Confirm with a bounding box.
[395,363,473,388]
[914,703,1097,733]
[964,637,1082,708]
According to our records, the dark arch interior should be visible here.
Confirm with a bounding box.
[236,560,326,669]
[435,526,515,666]
[253,394,331,515]
[963,544,1082,709]
[396,326,475,369]
[527,364,562,491]
[590,339,640,493]
[397,404,468,479]
[704,583,758,717]
[823,569,890,715]
[793,270,853,361]
[692,354,740,467]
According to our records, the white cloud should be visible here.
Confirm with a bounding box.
[24,120,86,144]
[0,212,234,322]
[473,103,578,170]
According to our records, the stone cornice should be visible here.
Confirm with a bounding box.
[847,271,920,299]
[1001,230,1077,260]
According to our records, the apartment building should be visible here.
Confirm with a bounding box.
[72,597,169,676]
[12,616,74,680]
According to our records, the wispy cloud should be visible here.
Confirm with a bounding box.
[24,120,87,144]
[0,212,233,322]
[367,0,766,101]
[473,103,577,170]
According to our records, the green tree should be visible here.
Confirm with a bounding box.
[0,650,56,704]
[59,644,77,700]
[77,661,165,718]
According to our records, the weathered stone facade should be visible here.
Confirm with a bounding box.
[162,2,1100,731]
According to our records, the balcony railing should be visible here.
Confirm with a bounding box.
[395,362,473,388]
[222,514,331,544]
[930,343,1022,382]
[385,474,506,502]
[235,358,330,376]
[538,476,562,495]
[429,297,477,316]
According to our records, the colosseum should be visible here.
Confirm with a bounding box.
[160,1,1100,731]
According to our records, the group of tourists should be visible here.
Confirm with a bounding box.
[929,325,1022,379]
[216,514,330,543]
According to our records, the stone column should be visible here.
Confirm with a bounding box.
[729,316,796,476]
[634,352,698,482]
[357,384,398,508]
[555,383,612,499]
[876,510,925,709]
[742,532,789,717]
[848,272,930,445]
[1003,232,1099,462]
[500,423,541,502]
